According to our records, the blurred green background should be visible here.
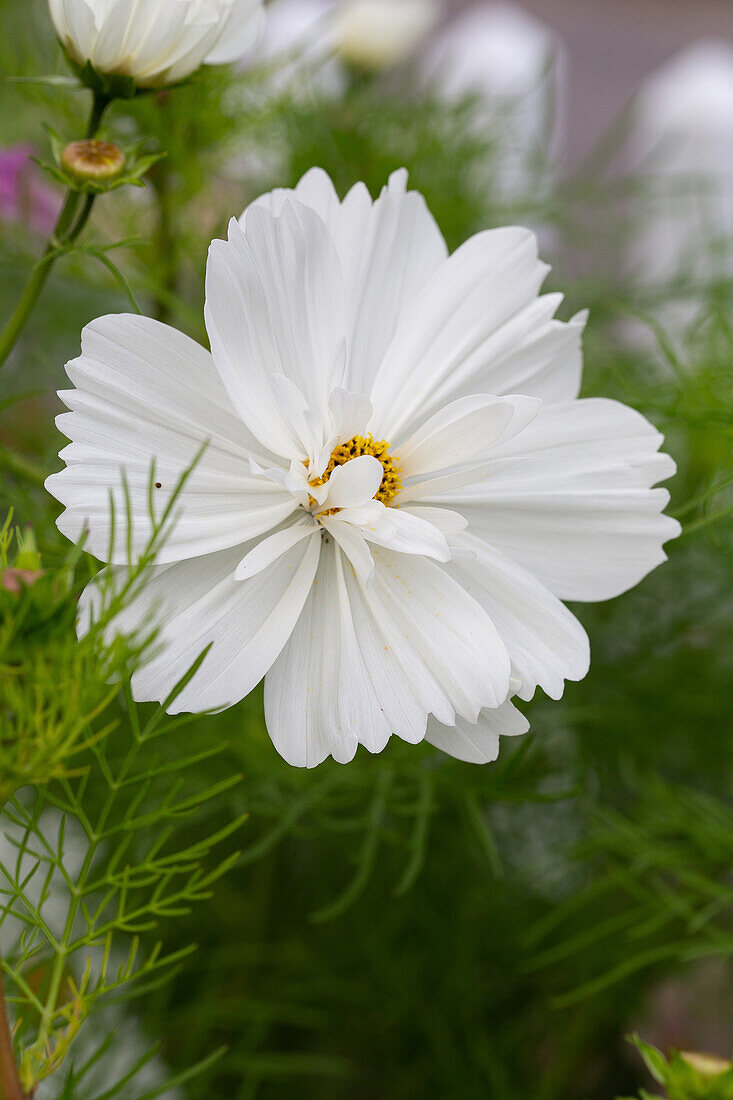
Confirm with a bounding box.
[1,1,732,1097]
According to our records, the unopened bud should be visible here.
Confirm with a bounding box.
[680,1051,732,1079]
[61,139,126,183]
[14,526,41,573]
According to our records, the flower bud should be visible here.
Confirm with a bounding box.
[680,1051,732,1079]
[14,526,42,573]
[61,140,127,184]
[333,0,442,72]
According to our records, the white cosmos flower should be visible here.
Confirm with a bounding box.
[46,168,680,768]
[333,0,442,71]
[48,0,265,88]
[424,3,564,194]
[630,40,733,288]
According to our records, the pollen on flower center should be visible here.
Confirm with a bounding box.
[312,435,402,506]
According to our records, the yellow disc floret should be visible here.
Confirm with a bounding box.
[311,435,402,507]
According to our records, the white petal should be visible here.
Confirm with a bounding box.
[235,517,318,579]
[369,550,512,720]
[348,506,452,562]
[85,536,321,714]
[400,505,468,534]
[448,533,590,701]
[441,399,681,601]
[396,394,537,478]
[321,516,375,585]
[344,169,449,395]
[317,455,384,510]
[45,314,295,565]
[205,0,265,64]
[369,226,553,438]
[397,395,542,503]
[244,167,448,395]
[426,701,530,764]
[328,387,373,442]
[205,201,347,457]
[265,544,393,767]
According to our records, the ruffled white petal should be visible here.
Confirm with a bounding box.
[397,395,541,503]
[265,544,392,767]
[367,549,511,720]
[447,533,590,701]
[396,393,541,482]
[264,542,512,767]
[235,516,318,579]
[328,387,373,443]
[45,315,295,565]
[369,228,585,439]
[425,701,530,764]
[321,515,377,585]
[433,399,681,602]
[400,506,468,535]
[84,535,321,714]
[205,202,347,458]
[341,505,452,561]
[204,0,265,64]
[244,167,448,396]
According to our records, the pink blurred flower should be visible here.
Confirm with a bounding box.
[0,145,61,235]
[1,568,44,595]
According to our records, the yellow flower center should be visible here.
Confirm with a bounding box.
[311,435,402,507]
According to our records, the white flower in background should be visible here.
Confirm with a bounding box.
[333,0,442,71]
[254,0,441,100]
[630,39,733,289]
[258,0,343,98]
[425,2,564,192]
[47,169,679,768]
[47,0,265,88]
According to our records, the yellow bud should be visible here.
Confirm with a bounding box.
[61,139,126,183]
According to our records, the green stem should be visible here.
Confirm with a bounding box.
[86,93,109,139]
[150,93,176,324]
[0,957,26,1100]
[0,93,110,373]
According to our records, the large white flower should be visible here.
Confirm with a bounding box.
[47,168,680,768]
[48,0,265,88]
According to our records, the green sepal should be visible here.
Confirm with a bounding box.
[35,128,166,195]
[63,47,139,100]
[60,43,194,98]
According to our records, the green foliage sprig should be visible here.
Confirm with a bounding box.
[0,462,245,1096]
[619,1035,733,1100]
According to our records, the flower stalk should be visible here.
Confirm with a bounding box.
[0,93,109,373]
[0,958,26,1100]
